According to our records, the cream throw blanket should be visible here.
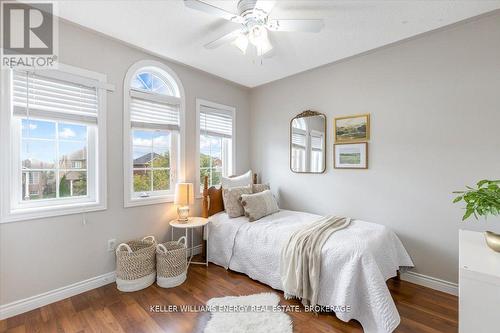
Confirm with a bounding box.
[280,215,351,307]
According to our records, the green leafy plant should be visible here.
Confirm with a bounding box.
[453,180,500,221]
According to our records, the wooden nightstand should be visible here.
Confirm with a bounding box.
[169,217,208,266]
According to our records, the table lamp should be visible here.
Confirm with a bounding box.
[174,182,194,223]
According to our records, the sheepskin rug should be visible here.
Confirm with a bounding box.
[204,292,293,333]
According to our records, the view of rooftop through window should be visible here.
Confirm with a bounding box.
[132,129,171,194]
[21,119,88,200]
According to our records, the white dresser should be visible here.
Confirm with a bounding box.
[459,230,500,333]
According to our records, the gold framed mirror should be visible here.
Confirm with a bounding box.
[290,110,326,173]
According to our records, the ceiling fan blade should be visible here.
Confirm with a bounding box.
[254,0,276,14]
[204,29,243,49]
[184,0,244,24]
[268,19,324,33]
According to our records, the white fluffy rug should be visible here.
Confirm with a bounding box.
[204,292,293,333]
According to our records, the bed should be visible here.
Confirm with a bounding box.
[201,175,414,333]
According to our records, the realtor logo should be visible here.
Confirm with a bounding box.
[1,1,58,68]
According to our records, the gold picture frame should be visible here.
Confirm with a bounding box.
[334,114,370,143]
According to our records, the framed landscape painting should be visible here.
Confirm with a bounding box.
[334,114,370,143]
[334,143,368,169]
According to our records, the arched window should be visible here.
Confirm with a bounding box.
[123,61,185,207]
[130,70,179,96]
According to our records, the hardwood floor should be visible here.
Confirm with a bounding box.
[0,263,458,333]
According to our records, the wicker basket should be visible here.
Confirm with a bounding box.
[156,236,188,288]
[115,235,156,292]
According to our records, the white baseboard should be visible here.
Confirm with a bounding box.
[401,271,458,296]
[0,271,116,320]
[0,245,205,320]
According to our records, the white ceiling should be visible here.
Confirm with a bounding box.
[58,0,500,88]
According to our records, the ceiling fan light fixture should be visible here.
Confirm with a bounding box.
[249,25,272,56]
[232,33,249,54]
[184,0,324,58]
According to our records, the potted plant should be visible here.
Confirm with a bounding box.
[453,179,500,252]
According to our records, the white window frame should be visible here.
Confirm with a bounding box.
[0,63,109,223]
[195,98,236,194]
[310,130,324,173]
[123,60,186,207]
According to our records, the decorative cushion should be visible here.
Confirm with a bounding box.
[240,190,279,222]
[222,185,252,218]
[221,170,253,189]
[252,183,270,193]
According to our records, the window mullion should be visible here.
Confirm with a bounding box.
[150,132,154,192]
[209,135,212,187]
[150,168,154,192]
[55,122,60,199]
[221,137,225,177]
[220,136,226,177]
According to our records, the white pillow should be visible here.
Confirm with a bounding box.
[221,170,253,189]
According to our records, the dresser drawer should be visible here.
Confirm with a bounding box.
[459,268,500,333]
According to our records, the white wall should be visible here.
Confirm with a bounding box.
[250,13,500,284]
[0,21,251,305]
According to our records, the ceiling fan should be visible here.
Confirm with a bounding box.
[184,0,325,56]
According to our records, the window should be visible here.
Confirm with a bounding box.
[132,129,171,195]
[124,61,185,207]
[0,64,109,222]
[196,99,235,191]
[21,119,88,200]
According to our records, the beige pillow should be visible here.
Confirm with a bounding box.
[252,183,270,193]
[222,185,252,218]
[240,190,279,222]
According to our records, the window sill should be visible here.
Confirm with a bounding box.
[1,201,106,223]
[124,194,175,208]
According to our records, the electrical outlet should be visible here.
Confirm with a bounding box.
[107,239,117,252]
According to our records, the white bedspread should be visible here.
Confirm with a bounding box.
[207,210,414,333]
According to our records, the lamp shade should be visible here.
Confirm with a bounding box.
[174,183,194,206]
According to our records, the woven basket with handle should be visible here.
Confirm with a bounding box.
[156,236,188,279]
[116,236,156,281]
